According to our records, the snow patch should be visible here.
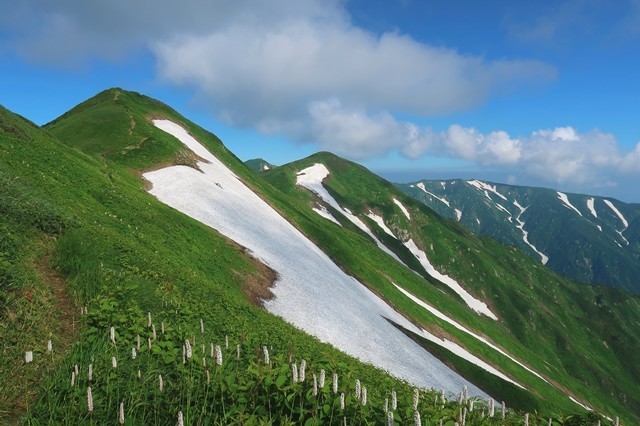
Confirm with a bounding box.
[455,209,462,221]
[366,212,396,238]
[313,204,341,225]
[604,199,629,245]
[416,182,450,207]
[513,201,549,265]
[467,180,508,201]
[394,284,547,385]
[393,198,411,220]
[145,120,486,395]
[586,198,597,218]
[556,192,583,216]
[297,164,406,264]
[569,396,592,412]
[603,199,628,228]
[597,225,602,232]
[403,239,498,320]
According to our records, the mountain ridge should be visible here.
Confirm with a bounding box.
[2,88,639,423]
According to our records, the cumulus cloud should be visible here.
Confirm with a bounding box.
[5,0,635,190]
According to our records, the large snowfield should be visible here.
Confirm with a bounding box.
[143,120,489,396]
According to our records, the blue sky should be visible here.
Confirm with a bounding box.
[1,0,639,202]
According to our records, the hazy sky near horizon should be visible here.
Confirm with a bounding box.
[1,0,639,201]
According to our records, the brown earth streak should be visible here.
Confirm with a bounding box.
[234,248,278,307]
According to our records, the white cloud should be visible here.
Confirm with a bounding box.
[8,0,637,192]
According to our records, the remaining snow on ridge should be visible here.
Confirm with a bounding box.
[366,212,396,238]
[513,201,549,265]
[557,192,583,216]
[393,198,411,220]
[313,204,341,225]
[416,182,450,207]
[467,180,508,201]
[597,225,603,232]
[297,164,405,264]
[586,198,597,218]
[403,239,497,320]
[604,199,629,245]
[394,284,547,385]
[454,209,462,221]
[569,396,592,412]
[603,199,628,228]
[145,120,486,396]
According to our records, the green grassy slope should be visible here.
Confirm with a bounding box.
[1,94,432,424]
[262,152,640,423]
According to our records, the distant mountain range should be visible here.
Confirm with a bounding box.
[397,179,640,293]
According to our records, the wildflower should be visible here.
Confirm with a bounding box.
[215,345,222,366]
[137,369,141,379]
[299,359,306,382]
[74,364,79,377]
[112,357,117,369]
[119,401,125,425]
[313,373,318,396]
[206,369,210,385]
[501,401,506,419]
[136,335,141,351]
[87,387,94,413]
[384,398,389,413]
[47,340,52,353]
[236,344,240,359]
[225,335,229,349]
[178,411,184,426]
[413,388,419,410]
[159,374,164,392]
[263,346,270,365]
[462,407,467,425]
[147,312,152,327]
[202,356,206,367]
[387,411,394,426]
[488,399,494,417]
[340,392,345,410]
[200,318,204,334]
[185,340,192,359]
[463,385,468,404]
[201,343,205,355]
[291,363,299,383]
[392,390,397,410]
[71,371,76,387]
[161,321,165,334]
[362,387,367,406]
[132,347,137,359]
[524,413,529,426]
[148,338,152,351]
[110,327,116,345]
[414,410,421,426]
[355,379,361,400]
[332,372,338,394]
[469,400,474,412]
[152,324,157,340]
[88,364,93,381]
[319,369,325,389]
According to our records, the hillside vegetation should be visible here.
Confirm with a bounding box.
[1,88,638,424]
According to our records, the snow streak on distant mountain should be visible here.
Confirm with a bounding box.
[398,179,640,293]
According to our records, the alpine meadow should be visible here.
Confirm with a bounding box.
[1,88,639,425]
